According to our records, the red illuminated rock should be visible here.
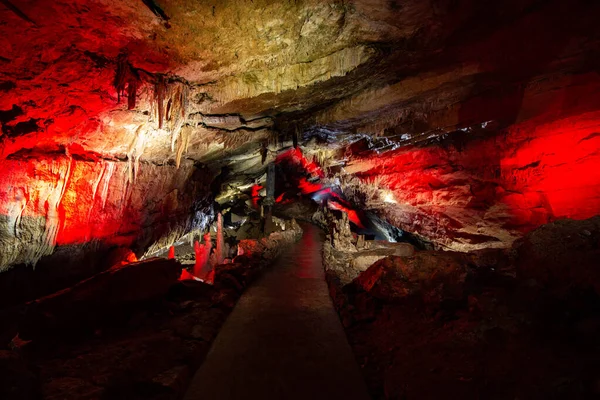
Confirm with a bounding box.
[344,112,600,251]
[105,247,138,267]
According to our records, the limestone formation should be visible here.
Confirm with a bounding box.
[1,0,599,277]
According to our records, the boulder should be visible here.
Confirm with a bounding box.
[237,238,266,258]
[351,255,387,273]
[19,258,181,341]
[514,216,600,295]
[352,251,469,304]
[152,365,190,397]
[351,243,416,273]
[214,263,251,292]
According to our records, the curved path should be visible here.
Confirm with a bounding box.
[184,223,371,400]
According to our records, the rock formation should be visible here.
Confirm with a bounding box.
[1,0,599,279]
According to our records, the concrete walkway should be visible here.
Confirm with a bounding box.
[184,223,371,400]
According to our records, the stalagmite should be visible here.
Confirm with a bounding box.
[193,233,212,279]
[263,163,276,234]
[216,212,224,265]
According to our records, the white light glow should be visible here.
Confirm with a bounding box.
[383,191,397,204]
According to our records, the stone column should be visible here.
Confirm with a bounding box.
[263,162,276,234]
[216,212,224,264]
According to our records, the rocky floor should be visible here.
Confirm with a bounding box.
[0,274,230,400]
[325,217,600,399]
[29,281,227,400]
[0,221,303,400]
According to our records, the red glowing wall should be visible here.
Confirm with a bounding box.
[347,111,600,248]
[0,156,202,268]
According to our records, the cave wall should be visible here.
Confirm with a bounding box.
[305,0,600,250]
[344,111,600,251]
[0,157,213,304]
[0,0,280,277]
[0,158,214,270]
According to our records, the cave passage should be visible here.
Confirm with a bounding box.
[1,1,600,399]
[183,223,370,400]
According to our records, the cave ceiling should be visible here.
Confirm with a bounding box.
[4,0,586,163]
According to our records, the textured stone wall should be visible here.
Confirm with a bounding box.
[342,111,600,251]
[1,157,215,269]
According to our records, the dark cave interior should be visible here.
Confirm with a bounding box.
[0,0,599,399]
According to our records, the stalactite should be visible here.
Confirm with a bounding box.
[119,175,131,211]
[176,125,191,168]
[7,188,27,238]
[100,162,115,210]
[270,129,279,148]
[127,124,147,184]
[293,125,299,148]
[169,83,189,153]
[127,78,139,110]
[51,157,73,245]
[87,162,106,231]
[90,162,104,205]
[150,76,191,167]
[114,54,141,110]
[260,141,268,164]
[154,75,167,129]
